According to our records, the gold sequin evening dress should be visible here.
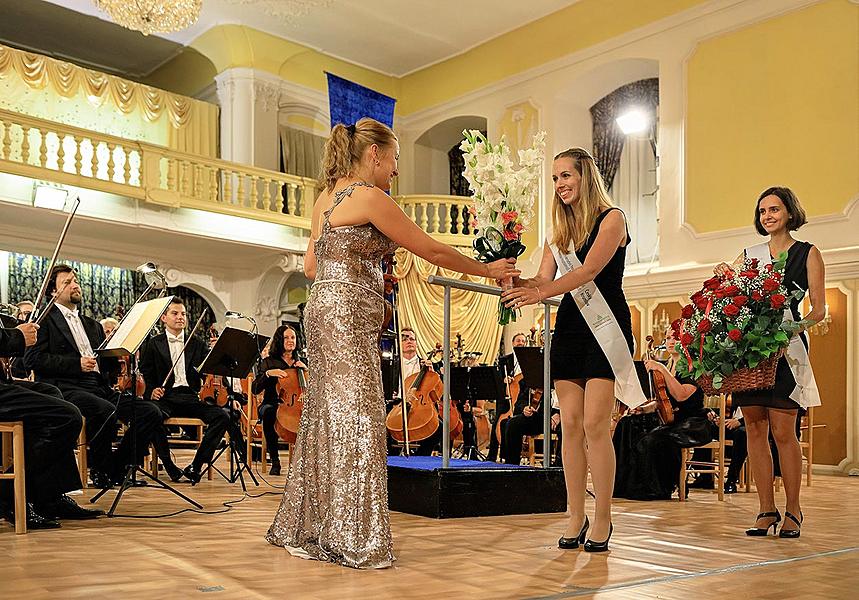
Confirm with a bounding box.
[266,182,398,569]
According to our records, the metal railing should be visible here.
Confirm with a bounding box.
[427,275,560,468]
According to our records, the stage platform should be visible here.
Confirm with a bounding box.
[386,456,566,518]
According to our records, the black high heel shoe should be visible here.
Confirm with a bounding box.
[558,515,589,549]
[779,511,803,538]
[583,523,613,553]
[745,510,781,536]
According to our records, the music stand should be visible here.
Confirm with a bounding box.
[196,326,267,491]
[513,347,562,468]
[91,296,203,515]
[449,366,500,460]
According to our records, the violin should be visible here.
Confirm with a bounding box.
[115,356,145,396]
[494,367,520,445]
[645,335,675,425]
[274,361,306,444]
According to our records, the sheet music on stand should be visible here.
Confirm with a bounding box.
[197,326,268,379]
[97,296,174,357]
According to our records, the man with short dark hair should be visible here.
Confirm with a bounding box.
[139,298,233,484]
[24,265,161,488]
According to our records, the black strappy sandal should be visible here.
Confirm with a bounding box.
[745,510,781,536]
[779,511,803,538]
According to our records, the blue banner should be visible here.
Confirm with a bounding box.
[326,72,396,128]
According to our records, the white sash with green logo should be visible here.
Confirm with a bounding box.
[549,241,646,408]
[744,243,821,408]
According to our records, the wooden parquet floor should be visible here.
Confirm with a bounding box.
[2,457,858,600]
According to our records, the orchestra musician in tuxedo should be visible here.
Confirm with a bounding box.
[488,332,527,462]
[1,322,103,528]
[24,265,161,488]
[502,388,562,466]
[139,298,234,484]
[387,327,443,456]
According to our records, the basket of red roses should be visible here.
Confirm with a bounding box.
[672,252,806,396]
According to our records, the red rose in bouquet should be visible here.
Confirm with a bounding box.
[770,293,786,309]
[674,251,806,392]
[762,278,780,292]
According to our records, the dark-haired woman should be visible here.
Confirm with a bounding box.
[265,118,519,569]
[253,325,305,476]
[714,187,824,538]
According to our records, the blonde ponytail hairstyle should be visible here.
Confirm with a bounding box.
[550,148,615,253]
[321,117,397,191]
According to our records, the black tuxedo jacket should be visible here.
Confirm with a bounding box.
[139,332,207,401]
[0,327,25,358]
[24,306,117,389]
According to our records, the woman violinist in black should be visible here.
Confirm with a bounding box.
[253,324,306,475]
[613,329,714,500]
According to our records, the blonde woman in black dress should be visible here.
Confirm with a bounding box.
[503,148,645,552]
[714,187,824,538]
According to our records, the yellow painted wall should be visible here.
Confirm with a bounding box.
[398,0,707,114]
[170,1,707,116]
[189,25,399,102]
[685,0,859,233]
[143,47,218,97]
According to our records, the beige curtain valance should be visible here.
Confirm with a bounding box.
[393,247,502,363]
[0,43,217,156]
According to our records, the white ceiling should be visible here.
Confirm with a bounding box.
[44,0,579,76]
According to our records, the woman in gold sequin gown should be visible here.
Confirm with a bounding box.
[266,118,519,569]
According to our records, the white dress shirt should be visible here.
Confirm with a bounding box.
[57,303,99,373]
[402,354,421,381]
[166,331,189,387]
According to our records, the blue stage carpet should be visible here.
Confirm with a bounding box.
[387,456,528,471]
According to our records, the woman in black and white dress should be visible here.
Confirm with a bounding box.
[504,148,644,552]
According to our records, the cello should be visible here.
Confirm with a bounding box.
[199,325,230,406]
[274,366,306,444]
[386,348,445,443]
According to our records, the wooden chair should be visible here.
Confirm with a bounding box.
[524,433,559,467]
[773,406,824,491]
[77,417,87,489]
[149,417,212,481]
[680,394,731,502]
[0,422,27,534]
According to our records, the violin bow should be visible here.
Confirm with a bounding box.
[385,253,411,454]
[161,307,209,388]
[28,196,80,324]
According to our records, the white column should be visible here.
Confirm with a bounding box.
[215,68,281,170]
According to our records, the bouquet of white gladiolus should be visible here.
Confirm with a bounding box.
[459,129,546,324]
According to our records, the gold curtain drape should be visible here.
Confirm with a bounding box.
[0,43,217,156]
[393,247,502,362]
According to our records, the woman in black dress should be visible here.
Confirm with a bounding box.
[253,325,307,475]
[503,148,636,552]
[714,187,825,538]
